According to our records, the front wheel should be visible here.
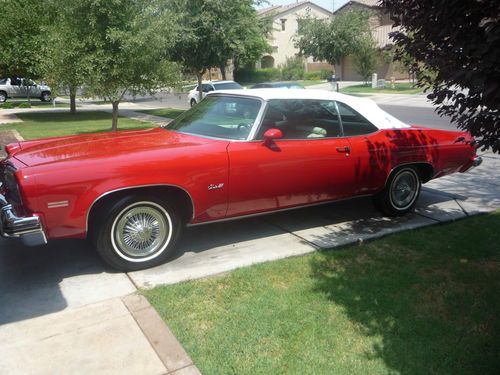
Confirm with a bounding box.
[92,196,182,271]
[373,167,421,216]
[40,91,51,102]
[190,98,197,107]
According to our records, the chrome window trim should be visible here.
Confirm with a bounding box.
[249,98,352,142]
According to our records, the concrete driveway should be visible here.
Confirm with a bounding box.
[1,152,498,323]
[1,91,499,374]
[1,153,498,374]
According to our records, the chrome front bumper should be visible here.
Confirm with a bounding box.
[0,195,47,246]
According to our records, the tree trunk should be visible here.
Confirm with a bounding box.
[111,101,119,131]
[197,71,203,103]
[219,61,226,80]
[69,86,77,114]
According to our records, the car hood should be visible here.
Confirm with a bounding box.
[10,127,217,167]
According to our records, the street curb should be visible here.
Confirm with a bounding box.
[122,294,202,375]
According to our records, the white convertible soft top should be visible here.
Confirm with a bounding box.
[212,89,410,130]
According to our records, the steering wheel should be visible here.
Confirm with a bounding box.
[237,123,251,133]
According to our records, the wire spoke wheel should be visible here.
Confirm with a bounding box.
[111,202,172,262]
[390,169,419,210]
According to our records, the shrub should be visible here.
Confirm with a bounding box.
[280,56,305,80]
[0,102,15,109]
[234,67,281,83]
[304,71,322,80]
[319,69,331,80]
[18,102,32,108]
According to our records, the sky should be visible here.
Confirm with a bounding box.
[257,0,350,12]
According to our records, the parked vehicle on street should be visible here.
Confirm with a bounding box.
[0,90,481,271]
[250,81,305,89]
[0,77,52,103]
[187,80,242,106]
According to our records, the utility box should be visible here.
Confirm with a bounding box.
[371,73,378,89]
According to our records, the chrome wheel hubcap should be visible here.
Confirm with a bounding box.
[391,171,418,209]
[114,206,169,258]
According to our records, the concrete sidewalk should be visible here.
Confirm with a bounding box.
[0,153,498,374]
[1,96,499,374]
[0,294,201,375]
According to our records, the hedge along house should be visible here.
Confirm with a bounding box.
[333,0,407,81]
[257,1,333,72]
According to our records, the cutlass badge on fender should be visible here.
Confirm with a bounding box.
[208,183,224,191]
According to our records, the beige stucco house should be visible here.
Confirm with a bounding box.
[257,0,407,80]
[333,0,406,80]
[257,1,333,70]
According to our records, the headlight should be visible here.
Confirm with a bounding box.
[1,164,23,207]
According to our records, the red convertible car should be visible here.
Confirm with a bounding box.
[0,90,481,270]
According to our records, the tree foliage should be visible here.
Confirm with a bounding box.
[167,0,268,100]
[42,1,92,113]
[294,10,372,67]
[0,0,48,78]
[353,36,379,84]
[382,0,500,152]
[59,0,181,129]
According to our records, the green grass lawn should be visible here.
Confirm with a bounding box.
[242,80,326,89]
[137,108,185,119]
[340,82,423,94]
[1,111,154,140]
[0,101,68,109]
[144,212,500,375]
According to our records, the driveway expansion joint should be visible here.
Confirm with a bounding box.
[122,294,201,374]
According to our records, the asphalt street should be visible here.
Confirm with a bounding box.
[379,104,458,131]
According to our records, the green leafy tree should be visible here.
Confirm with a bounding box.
[353,36,379,84]
[41,2,92,113]
[58,0,180,130]
[294,10,372,70]
[167,0,268,101]
[212,0,270,77]
[0,0,48,78]
[382,0,500,152]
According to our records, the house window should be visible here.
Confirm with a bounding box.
[280,18,286,31]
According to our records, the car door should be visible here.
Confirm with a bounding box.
[8,78,21,97]
[335,101,387,194]
[226,99,357,217]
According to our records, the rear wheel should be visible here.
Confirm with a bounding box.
[0,91,7,103]
[373,166,421,216]
[190,98,197,107]
[92,196,182,271]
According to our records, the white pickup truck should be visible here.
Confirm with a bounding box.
[0,77,51,103]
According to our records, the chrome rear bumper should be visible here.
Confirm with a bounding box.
[0,195,47,246]
[472,156,483,168]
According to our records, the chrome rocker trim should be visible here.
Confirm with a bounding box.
[0,194,47,246]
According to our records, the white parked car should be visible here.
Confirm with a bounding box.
[188,80,243,107]
[0,77,52,103]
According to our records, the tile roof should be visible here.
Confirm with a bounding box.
[258,1,332,17]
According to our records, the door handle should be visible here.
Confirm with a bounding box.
[336,146,350,153]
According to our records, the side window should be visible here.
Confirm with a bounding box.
[257,99,342,140]
[336,101,378,136]
[10,77,20,86]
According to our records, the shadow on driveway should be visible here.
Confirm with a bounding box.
[0,239,114,325]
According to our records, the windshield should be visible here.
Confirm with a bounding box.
[0,78,7,85]
[165,95,261,140]
[213,82,243,90]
